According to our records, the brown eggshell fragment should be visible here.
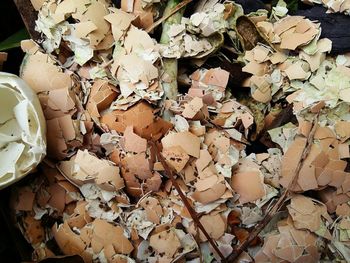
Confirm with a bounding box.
[101,102,154,134]
[297,164,318,191]
[335,121,350,142]
[52,222,92,263]
[58,150,125,191]
[66,201,92,229]
[74,21,98,38]
[273,16,304,35]
[95,165,124,191]
[21,51,72,93]
[123,153,152,180]
[231,171,266,204]
[91,219,134,255]
[199,214,225,241]
[182,97,204,119]
[47,183,66,212]
[101,102,172,140]
[273,245,304,262]
[46,114,81,160]
[86,80,118,118]
[140,197,163,224]
[75,1,111,48]
[195,149,212,173]
[161,131,200,158]
[121,126,147,153]
[284,61,309,80]
[242,61,268,76]
[288,195,332,239]
[44,88,76,118]
[15,187,35,211]
[191,182,226,204]
[280,137,307,191]
[338,143,350,159]
[149,228,181,258]
[144,172,162,193]
[336,203,350,216]
[202,68,229,88]
[132,0,154,29]
[104,9,135,42]
[162,146,190,172]
[280,31,317,50]
[195,173,219,192]
[23,215,45,246]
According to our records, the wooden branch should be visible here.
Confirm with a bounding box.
[13,0,40,41]
[0,52,8,71]
[146,0,193,33]
[149,141,227,262]
[205,119,250,146]
[226,114,319,262]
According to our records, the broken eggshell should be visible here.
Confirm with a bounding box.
[0,72,46,189]
[236,16,271,51]
[193,32,225,59]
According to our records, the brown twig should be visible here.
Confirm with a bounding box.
[13,0,41,41]
[226,114,319,262]
[146,0,193,33]
[204,119,250,146]
[149,140,227,262]
[0,52,8,71]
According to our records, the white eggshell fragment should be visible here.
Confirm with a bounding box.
[0,72,46,188]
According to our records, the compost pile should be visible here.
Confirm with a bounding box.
[10,0,350,262]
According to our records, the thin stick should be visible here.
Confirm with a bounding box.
[146,0,193,33]
[13,0,41,41]
[205,119,250,146]
[227,114,319,262]
[149,141,227,262]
